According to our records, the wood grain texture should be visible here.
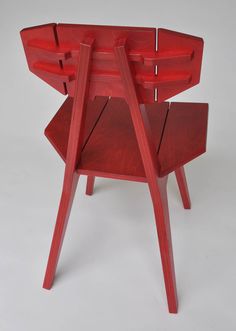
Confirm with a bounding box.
[114,39,178,313]
[21,23,204,103]
[85,176,95,195]
[157,29,204,102]
[43,38,94,289]
[45,96,109,160]
[45,98,208,180]
[21,22,209,313]
[175,166,191,209]
[79,98,168,179]
[158,102,208,176]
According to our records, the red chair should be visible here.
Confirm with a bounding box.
[21,23,208,313]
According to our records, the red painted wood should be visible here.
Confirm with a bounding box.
[114,39,177,313]
[157,29,204,102]
[21,24,204,104]
[45,98,208,180]
[43,173,79,289]
[175,166,191,209]
[79,98,168,178]
[56,24,156,103]
[43,38,94,289]
[20,23,67,94]
[158,102,208,177]
[21,23,209,313]
[86,176,95,195]
[45,96,109,160]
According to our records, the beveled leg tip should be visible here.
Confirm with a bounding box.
[43,280,53,290]
[168,304,178,314]
[167,297,178,313]
[184,203,191,210]
[169,309,178,314]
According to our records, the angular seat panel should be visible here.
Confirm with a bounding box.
[78,98,168,180]
[158,102,208,176]
[44,96,109,160]
[45,97,208,180]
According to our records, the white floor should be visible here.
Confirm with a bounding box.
[1,0,236,330]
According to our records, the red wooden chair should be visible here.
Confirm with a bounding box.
[21,23,208,313]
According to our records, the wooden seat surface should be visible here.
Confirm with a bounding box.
[45,97,208,180]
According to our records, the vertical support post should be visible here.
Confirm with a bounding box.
[86,176,95,195]
[114,38,178,313]
[43,37,94,289]
[175,166,191,209]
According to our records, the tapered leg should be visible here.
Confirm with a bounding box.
[115,39,178,312]
[43,38,94,289]
[175,166,191,209]
[148,176,178,313]
[43,173,79,289]
[86,176,95,195]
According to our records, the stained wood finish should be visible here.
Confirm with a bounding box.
[45,96,168,181]
[45,98,208,180]
[21,23,209,313]
[21,23,204,103]
[79,98,168,178]
[114,39,178,313]
[43,173,79,289]
[158,102,208,177]
[43,38,94,289]
[157,29,203,101]
[44,96,109,160]
[86,176,95,195]
[175,166,191,209]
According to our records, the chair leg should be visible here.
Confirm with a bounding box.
[86,176,95,195]
[175,166,191,209]
[43,173,79,289]
[114,40,177,312]
[43,38,94,290]
[149,176,178,313]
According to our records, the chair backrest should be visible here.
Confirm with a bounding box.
[21,23,204,103]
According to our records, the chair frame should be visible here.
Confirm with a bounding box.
[42,37,193,313]
[20,23,208,314]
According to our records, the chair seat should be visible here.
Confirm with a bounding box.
[45,96,208,180]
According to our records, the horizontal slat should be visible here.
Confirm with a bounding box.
[21,24,203,101]
[27,40,193,65]
[143,49,193,65]
[28,40,71,60]
[33,62,192,89]
[136,73,191,88]
[33,62,75,81]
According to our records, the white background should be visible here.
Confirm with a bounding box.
[1,0,236,330]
